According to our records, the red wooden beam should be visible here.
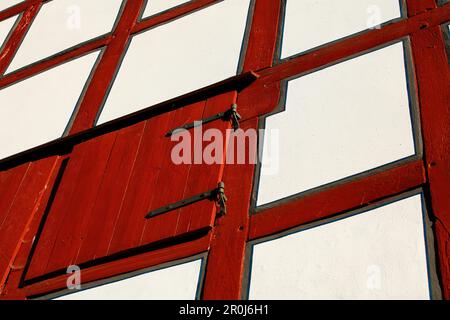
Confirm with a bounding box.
[202,118,258,300]
[201,0,280,299]
[0,1,41,75]
[242,0,281,72]
[4,234,210,298]
[249,159,426,241]
[0,156,60,293]
[409,25,450,298]
[258,3,450,84]
[0,0,41,22]
[0,36,108,89]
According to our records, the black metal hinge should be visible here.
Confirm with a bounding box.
[145,182,227,219]
[165,104,241,137]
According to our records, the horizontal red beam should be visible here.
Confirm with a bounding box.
[0,36,109,89]
[249,159,426,241]
[6,233,210,298]
[259,3,450,84]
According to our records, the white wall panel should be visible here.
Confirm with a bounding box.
[248,194,430,300]
[0,0,23,12]
[56,259,203,300]
[142,0,191,18]
[257,42,415,206]
[0,15,18,49]
[281,0,402,58]
[96,0,251,125]
[0,51,100,160]
[6,0,123,73]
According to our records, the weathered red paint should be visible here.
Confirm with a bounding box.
[0,156,61,291]
[408,23,450,297]
[0,0,448,300]
[202,118,258,300]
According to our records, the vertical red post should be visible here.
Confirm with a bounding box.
[203,0,282,299]
[409,25,450,298]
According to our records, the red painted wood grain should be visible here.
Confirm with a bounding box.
[409,26,450,298]
[104,113,175,257]
[73,123,146,265]
[68,0,145,133]
[202,118,258,300]
[177,91,236,235]
[249,159,426,241]
[24,134,117,280]
[242,0,281,72]
[139,100,211,245]
[0,157,65,296]
[0,0,449,300]
[43,134,117,274]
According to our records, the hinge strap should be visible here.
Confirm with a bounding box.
[145,182,227,219]
[165,104,241,137]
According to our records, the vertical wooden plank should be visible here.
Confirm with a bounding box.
[105,113,175,256]
[202,118,258,299]
[43,133,117,274]
[24,151,86,280]
[24,134,116,280]
[0,164,30,230]
[410,26,450,298]
[139,101,205,245]
[73,123,145,265]
[0,157,59,289]
[175,91,236,235]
